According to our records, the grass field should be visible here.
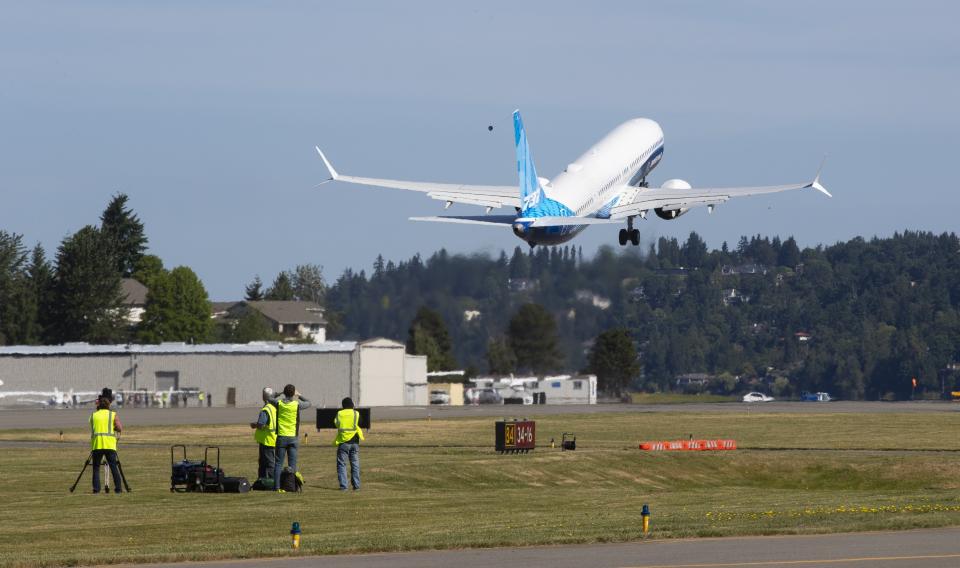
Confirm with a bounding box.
[2,411,960,566]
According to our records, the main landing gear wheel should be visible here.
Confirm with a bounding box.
[618,228,640,246]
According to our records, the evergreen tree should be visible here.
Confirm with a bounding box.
[24,244,54,344]
[680,232,708,268]
[509,246,530,279]
[0,232,30,344]
[588,328,640,396]
[100,193,147,277]
[290,264,326,304]
[486,337,517,375]
[138,266,212,343]
[244,275,265,301]
[49,226,127,344]
[508,303,562,374]
[778,236,801,268]
[265,271,294,300]
[406,306,456,371]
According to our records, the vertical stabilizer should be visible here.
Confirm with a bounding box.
[513,110,543,213]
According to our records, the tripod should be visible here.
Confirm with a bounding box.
[69,451,131,493]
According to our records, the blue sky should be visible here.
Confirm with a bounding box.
[2,1,958,299]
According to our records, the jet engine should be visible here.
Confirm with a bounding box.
[654,207,688,220]
[655,179,691,220]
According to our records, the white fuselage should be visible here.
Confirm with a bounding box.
[516,118,665,245]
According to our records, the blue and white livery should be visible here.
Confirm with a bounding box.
[316,110,830,247]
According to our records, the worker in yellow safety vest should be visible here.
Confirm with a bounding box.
[249,387,278,481]
[267,384,311,491]
[334,397,365,491]
[89,395,123,494]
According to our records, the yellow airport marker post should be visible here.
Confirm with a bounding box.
[641,504,651,536]
[291,522,301,550]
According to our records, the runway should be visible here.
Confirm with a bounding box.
[109,528,960,568]
[0,401,956,430]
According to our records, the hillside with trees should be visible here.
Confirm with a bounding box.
[323,232,960,400]
[3,202,958,400]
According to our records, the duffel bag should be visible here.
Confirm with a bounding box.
[221,476,251,493]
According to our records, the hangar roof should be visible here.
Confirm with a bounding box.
[0,341,357,357]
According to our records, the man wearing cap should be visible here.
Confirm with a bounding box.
[333,397,365,491]
[268,384,311,492]
[250,387,277,481]
[90,394,123,494]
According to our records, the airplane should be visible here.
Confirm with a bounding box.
[0,387,99,408]
[0,386,192,408]
[315,110,831,247]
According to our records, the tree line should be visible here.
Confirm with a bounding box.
[3,194,958,399]
[324,232,960,400]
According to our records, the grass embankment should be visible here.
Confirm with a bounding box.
[630,392,739,404]
[2,412,960,566]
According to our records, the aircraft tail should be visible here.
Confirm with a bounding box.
[514,110,543,214]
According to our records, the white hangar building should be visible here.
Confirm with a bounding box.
[0,338,426,408]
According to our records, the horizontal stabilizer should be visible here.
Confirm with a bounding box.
[526,216,622,227]
[410,215,517,227]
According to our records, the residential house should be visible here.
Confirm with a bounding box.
[121,278,149,324]
[246,301,327,343]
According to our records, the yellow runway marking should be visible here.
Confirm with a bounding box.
[625,552,960,567]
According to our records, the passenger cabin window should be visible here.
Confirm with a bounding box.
[573,380,583,390]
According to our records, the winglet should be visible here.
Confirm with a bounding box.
[315,146,339,180]
[809,155,831,197]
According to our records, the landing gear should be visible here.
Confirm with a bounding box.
[618,216,640,246]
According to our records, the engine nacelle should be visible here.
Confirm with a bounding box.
[655,179,692,220]
[661,178,692,190]
[654,207,688,220]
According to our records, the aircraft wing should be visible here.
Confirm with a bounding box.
[611,175,831,219]
[0,391,45,398]
[316,148,520,210]
[411,215,517,226]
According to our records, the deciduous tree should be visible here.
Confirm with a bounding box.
[138,266,212,343]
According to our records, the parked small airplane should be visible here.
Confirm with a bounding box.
[0,386,192,408]
[0,387,99,408]
[316,110,830,247]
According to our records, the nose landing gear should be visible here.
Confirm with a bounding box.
[618,216,640,246]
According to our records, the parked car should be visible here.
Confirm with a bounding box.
[801,391,832,402]
[476,388,503,404]
[429,390,451,405]
[742,392,775,402]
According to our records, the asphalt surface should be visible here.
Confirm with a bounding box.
[0,401,957,430]
[106,528,960,568]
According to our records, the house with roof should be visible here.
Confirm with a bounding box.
[121,278,149,324]
[222,300,327,343]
